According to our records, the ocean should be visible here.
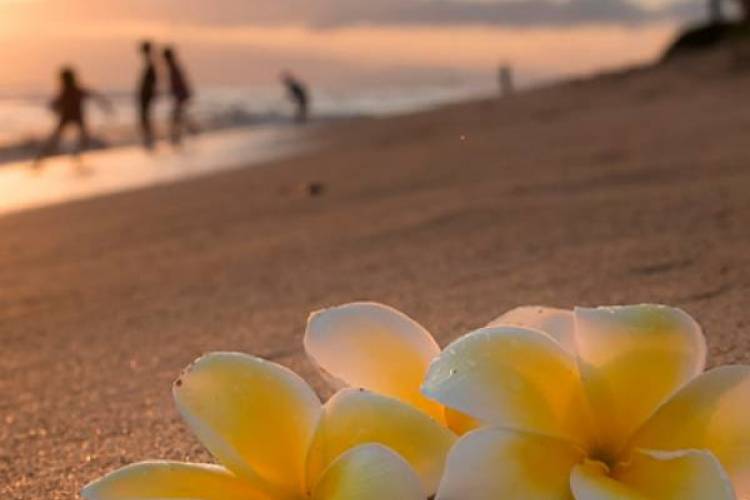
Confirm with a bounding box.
[0,82,494,165]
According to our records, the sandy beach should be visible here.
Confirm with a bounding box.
[2,51,750,498]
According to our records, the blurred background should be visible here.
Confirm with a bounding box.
[0,0,734,164]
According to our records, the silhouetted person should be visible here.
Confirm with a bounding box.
[34,67,111,166]
[281,71,309,123]
[137,41,157,149]
[498,64,514,98]
[163,46,197,145]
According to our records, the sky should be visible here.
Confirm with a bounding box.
[0,0,712,93]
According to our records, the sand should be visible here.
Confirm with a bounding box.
[2,52,750,498]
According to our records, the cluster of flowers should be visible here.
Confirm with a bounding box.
[83,303,750,499]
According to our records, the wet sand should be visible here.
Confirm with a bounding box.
[3,53,750,498]
[0,124,316,216]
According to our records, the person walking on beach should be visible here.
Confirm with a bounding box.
[498,64,514,98]
[137,41,158,150]
[34,66,112,166]
[281,71,309,124]
[163,46,197,145]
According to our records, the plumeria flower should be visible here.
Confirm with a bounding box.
[304,302,567,434]
[423,305,750,499]
[305,302,477,433]
[82,352,455,499]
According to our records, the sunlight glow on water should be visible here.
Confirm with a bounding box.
[0,125,313,216]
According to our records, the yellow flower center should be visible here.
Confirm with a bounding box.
[586,448,620,473]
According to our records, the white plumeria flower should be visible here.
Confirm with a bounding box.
[83,352,455,499]
[305,302,478,434]
[422,305,750,499]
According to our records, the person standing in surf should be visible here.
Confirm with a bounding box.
[137,41,158,150]
[281,71,310,124]
[163,46,198,146]
[34,66,112,166]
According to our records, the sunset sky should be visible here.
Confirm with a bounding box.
[0,0,713,93]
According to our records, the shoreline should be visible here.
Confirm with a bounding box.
[0,117,350,169]
[0,122,332,217]
[0,81,497,169]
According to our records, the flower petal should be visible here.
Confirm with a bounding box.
[436,427,584,500]
[574,305,706,455]
[305,302,444,421]
[444,407,481,435]
[81,462,264,500]
[630,365,750,497]
[307,388,455,496]
[570,460,643,500]
[311,444,424,500]
[422,327,594,445]
[571,449,735,500]
[488,306,576,355]
[173,352,322,497]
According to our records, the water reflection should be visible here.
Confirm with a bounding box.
[0,125,312,216]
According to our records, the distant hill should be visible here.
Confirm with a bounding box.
[664,21,750,60]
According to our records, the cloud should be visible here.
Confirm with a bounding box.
[23,0,706,29]
[312,0,709,28]
[301,0,665,28]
